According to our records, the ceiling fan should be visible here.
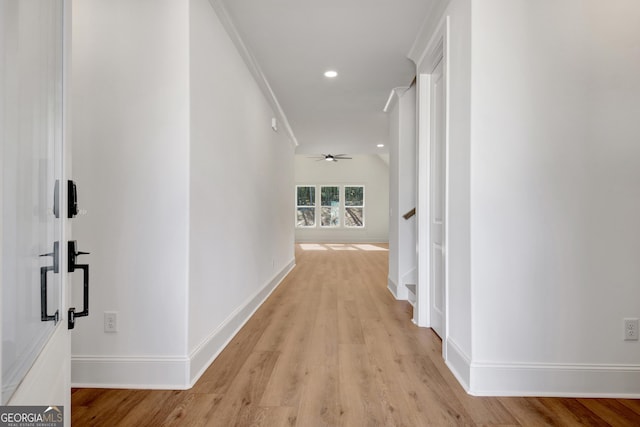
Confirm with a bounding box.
[309,154,353,162]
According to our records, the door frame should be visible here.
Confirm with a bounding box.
[416,17,450,357]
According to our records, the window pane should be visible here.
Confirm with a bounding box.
[297,207,315,227]
[297,186,315,206]
[345,207,364,227]
[321,207,340,227]
[345,186,363,206]
[321,186,339,206]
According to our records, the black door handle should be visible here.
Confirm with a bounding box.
[68,240,90,330]
[39,242,60,323]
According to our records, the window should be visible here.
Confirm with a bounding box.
[295,185,366,229]
[320,186,340,227]
[296,186,316,227]
[344,186,364,227]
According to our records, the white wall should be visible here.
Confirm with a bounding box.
[71,0,295,388]
[71,0,191,385]
[387,87,417,300]
[188,0,295,381]
[294,155,389,243]
[468,0,640,395]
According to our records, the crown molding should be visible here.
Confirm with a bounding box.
[207,0,299,147]
[408,0,450,66]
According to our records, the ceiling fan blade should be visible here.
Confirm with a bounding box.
[334,156,352,160]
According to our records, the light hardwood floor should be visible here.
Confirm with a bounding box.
[72,243,640,426]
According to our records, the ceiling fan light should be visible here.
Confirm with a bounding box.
[324,70,338,78]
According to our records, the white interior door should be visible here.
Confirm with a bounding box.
[429,57,445,337]
[1,0,70,422]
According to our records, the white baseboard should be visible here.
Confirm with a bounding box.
[469,361,640,398]
[444,338,640,398]
[188,258,296,386]
[71,356,190,389]
[387,277,399,299]
[71,258,296,389]
[445,338,471,391]
[387,276,412,301]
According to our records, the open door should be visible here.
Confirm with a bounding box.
[428,57,446,338]
[416,31,448,343]
[1,1,73,424]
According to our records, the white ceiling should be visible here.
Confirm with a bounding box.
[219,0,439,155]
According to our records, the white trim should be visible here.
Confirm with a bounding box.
[397,268,414,301]
[408,1,450,67]
[442,16,451,361]
[445,338,471,391]
[442,339,640,398]
[387,277,399,299]
[188,258,295,386]
[207,0,298,148]
[415,17,449,345]
[383,86,410,113]
[415,73,430,328]
[71,356,190,390]
[469,362,640,398]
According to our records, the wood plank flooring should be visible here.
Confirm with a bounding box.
[72,243,640,426]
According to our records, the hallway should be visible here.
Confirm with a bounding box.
[71,244,640,426]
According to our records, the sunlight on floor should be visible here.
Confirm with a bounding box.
[326,244,357,251]
[299,243,388,252]
[299,244,328,251]
[353,244,388,252]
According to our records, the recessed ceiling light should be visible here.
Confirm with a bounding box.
[324,70,338,78]
[377,144,385,148]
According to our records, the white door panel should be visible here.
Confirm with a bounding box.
[429,57,446,338]
[1,0,70,422]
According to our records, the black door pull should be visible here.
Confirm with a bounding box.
[40,242,60,323]
[68,240,90,330]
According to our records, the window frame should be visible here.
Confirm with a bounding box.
[344,185,365,228]
[319,185,341,228]
[294,184,367,229]
[295,185,317,228]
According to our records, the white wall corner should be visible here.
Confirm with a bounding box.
[206,0,298,148]
[445,338,471,392]
[188,258,296,386]
[469,362,640,398]
[387,277,399,299]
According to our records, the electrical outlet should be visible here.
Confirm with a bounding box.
[104,311,118,333]
[624,318,639,341]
